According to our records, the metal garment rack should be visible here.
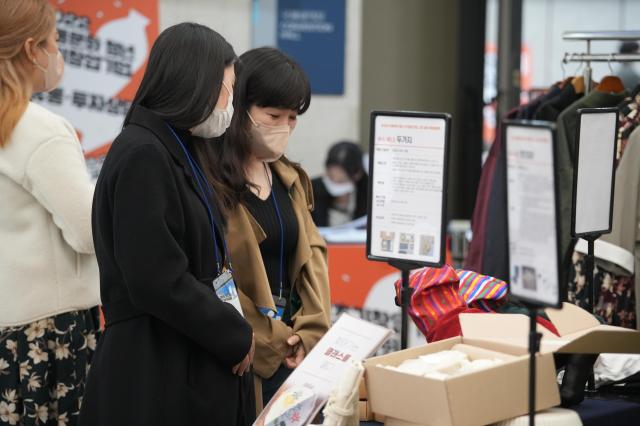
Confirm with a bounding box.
[562,31,640,94]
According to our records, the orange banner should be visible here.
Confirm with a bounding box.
[33,1,158,165]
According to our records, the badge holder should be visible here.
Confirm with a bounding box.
[273,294,287,321]
[213,269,244,316]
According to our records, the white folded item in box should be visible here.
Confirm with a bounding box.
[594,353,640,386]
[380,350,504,379]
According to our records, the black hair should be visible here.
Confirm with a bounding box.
[124,22,236,129]
[197,47,311,208]
[326,141,365,181]
[235,47,311,115]
[620,41,639,54]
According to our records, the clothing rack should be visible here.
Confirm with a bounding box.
[562,31,640,95]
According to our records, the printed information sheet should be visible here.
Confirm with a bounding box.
[254,314,392,426]
[506,124,560,307]
[369,114,448,265]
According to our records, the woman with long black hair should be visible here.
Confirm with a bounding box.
[79,23,255,425]
[196,47,331,413]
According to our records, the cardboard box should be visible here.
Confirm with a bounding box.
[359,400,374,421]
[365,338,559,426]
[359,376,368,400]
[384,418,423,426]
[374,412,386,423]
[367,303,640,426]
[458,302,640,355]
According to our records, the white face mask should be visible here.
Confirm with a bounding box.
[191,82,234,138]
[247,112,290,162]
[322,175,355,197]
[33,46,64,93]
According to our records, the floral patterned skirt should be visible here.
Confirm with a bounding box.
[0,309,100,426]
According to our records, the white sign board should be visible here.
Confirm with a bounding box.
[367,112,450,267]
[505,122,561,308]
[573,109,618,237]
[254,314,392,426]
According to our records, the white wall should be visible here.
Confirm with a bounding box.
[159,0,362,177]
[524,0,640,87]
[160,0,252,53]
[284,0,362,177]
[487,0,640,90]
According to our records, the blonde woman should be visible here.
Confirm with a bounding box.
[0,1,100,424]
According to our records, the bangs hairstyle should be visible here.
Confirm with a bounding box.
[195,47,311,211]
[239,47,311,114]
[124,22,236,130]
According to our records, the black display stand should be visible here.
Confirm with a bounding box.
[570,108,619,394]
[583,235,599,313]
[504,120,563,426]
[388,260,422,349]
[526,306,543,426]
[366,111,451,350]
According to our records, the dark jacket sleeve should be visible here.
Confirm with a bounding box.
[112,144,252,367]
[310,177,330,227]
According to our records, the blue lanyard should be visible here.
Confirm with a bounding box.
[165,123,230,274]
[264,163,285,299]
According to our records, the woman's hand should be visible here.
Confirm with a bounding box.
[284,334,305,369]
[232,333,255,376]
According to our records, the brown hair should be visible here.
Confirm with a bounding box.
[0,0,56,146]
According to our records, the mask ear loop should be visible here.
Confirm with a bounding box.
[30,46,47,72]
[221,81,233,97]
[247,111,258,127]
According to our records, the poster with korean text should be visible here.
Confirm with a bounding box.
[33,0,158,177]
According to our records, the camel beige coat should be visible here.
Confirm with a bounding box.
[225,158,331,411]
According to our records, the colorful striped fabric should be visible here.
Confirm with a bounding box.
[394,266,508,338]
[456,269,508,312]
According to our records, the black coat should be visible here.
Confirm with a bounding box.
[310,174,368,227]
[79,105,255,426]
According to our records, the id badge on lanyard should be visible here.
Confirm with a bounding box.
[165,124,244,318]
[272,294,287,321]
[213,269,244,317]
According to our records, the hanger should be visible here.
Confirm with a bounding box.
[595,75,625,94]
[573,58,585,76]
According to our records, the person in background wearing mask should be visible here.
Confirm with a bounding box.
[79,23,255,425]
[311,141,369,227]
[197,47,331,413]
[0,1,100,424]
